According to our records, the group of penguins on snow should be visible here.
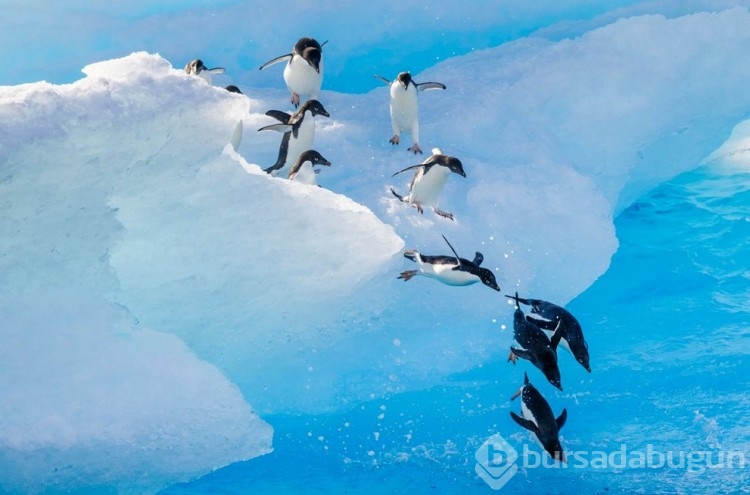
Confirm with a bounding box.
[186,36,591,464]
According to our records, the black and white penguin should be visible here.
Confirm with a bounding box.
[259,37,326,107]
[184,59,225,85]
[510,372,567,463]
[507,293,564,391]
[398,235,500,291]
[258,99,330,177]
[514,296,591,372]
[287,150,331,186]
[390,148,466,221]
[374,72,445,154]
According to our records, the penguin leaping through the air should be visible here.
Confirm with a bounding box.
[507,292,564,391]
[510,372,567,464]
[398,234,500,292]
[374,72,445,154]
[287,150,331,186]
[513,295,591,373]
[390,148,465,221]
[260,37,326,107]
[184,59,225,85]
[258,99,330,178]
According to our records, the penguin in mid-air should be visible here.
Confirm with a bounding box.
[287,150,332,186]
[398,234,500,292]
[513,295,591,372]
[390,148,465,221]
[259,37,326,107]
[507,293,564,391]
[510,372,567,463]
[374,72,445,154]
[184,59,225,85]
[258,99,330,177]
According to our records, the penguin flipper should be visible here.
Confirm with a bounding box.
[509,346,533,362]
[556,408,568,431]
[258,123,293,133]
[265,110,292,124]
[416,82,446,91]
[207,67,226,74]
[259,53,292,70]
[505,294,533,306]
[525,314,557,331]
[391,163,425,177]
[550,320,564,351]
[374,74,391,85]
[510,411,539,435]
[441,235,462,265]
[390,187,407,203]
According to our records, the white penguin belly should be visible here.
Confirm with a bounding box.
[275,117,316,177]
[390,85,418,134]
[418,260,479,286]
[521,398,540,428]
[284,57,323,99]
[290,163,318,186]
[408,166,450,207]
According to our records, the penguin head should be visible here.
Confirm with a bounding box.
[442,156,466,177]
[574,340,591,372]
[546,441,567,464]
[301,99,330,118]
[295,37,322,53]
[185,59,206,75]
[299,150,331,168]
[477,267,500,292]
[396,72,413,89]
[302,47,322,73]
[224,85,244,94]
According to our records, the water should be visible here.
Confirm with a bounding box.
[162,163,750,493]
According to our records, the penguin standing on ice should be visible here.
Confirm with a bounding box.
[184,59,225,85]
[507,293,564,391]
[375,72,445,154]
[260,37,326,107]
[390,148,465,221]
[398,235,500,291]
[287,150,332,186]
[514,296,591,372]
[258,99,330,177]
[510,372,567,463]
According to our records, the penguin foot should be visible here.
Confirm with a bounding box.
[507,350,518,364]
[291,92,300,107]
[389,135,400,145]
[412,203,424,214]
[398,270,418,281]
[407,143,423,154]
[434,208,454,221]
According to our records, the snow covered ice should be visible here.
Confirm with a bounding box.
[2,1,750,493]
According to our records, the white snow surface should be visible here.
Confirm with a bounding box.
[2,4,750,493]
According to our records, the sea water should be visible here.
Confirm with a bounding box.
[162,163,750,493]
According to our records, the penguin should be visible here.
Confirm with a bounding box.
[390,148,466,221]
[510,372,567,463]
[258,99,330,177]
[224,85,244,94]
[513,296,591,372]
[259,37,326,107]
[184,59,225,85]
[507,292,564,391]
[287,149,331,186]
[374,72,445,154]
[398,234,500,291]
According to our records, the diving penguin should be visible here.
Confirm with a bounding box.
[287,150,332,186]
[513,295,591,372]
[510,372,567,463]
[259,37,326,107]
[184,59,225,85]
[398,234,500,292]
[374,72,445,154]
[258,99,330,177]
[390,148,465,221]
[507,292,564,391]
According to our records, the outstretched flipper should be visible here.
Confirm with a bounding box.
[505,293,534,306]
[472,252,484,266]
[374,74,391,85]
[258,123,293,133]
[510,411,540,435]
[265,110,292,124]
[525,314,558,331]
[259,53,292,71]
[441,235,462,264]
[509,346,534,362]
[415,82,446,91]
